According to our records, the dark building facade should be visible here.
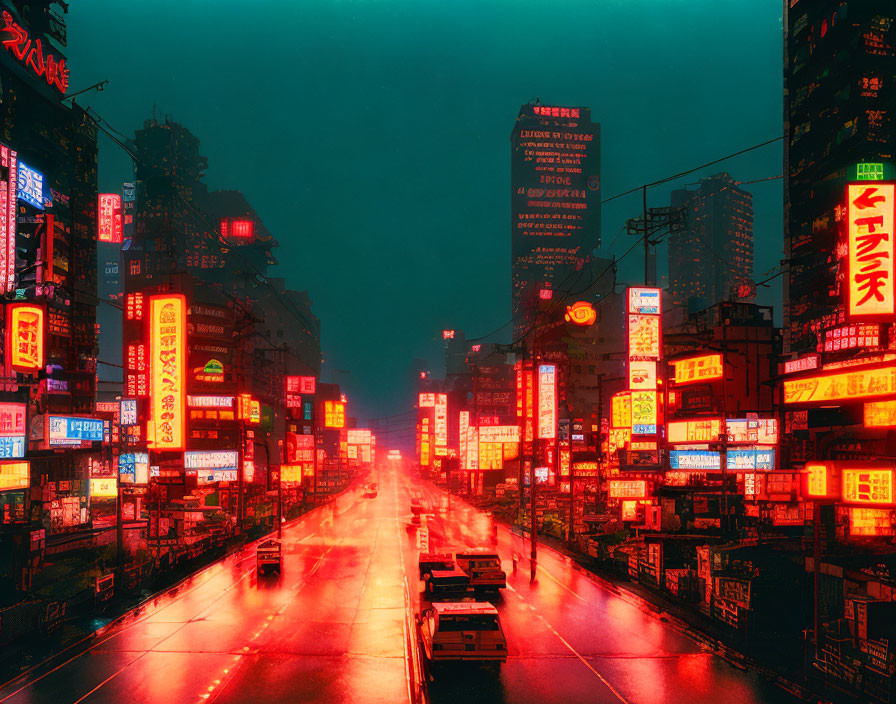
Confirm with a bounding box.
[511,103,600,338]
[669,173,754,311]
[784,0,895,355]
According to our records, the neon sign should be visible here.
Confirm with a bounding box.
[784,354,818,375]
[865,400,896,428]
[418,393,435,408]
[324,401,345,428]
[608,480,647,499]
[16,162,43,209]
[477,426,520,443]
[564,301,597,326]
[628,315,660,358]
[459,411,469,470]
[857,163,885,181]
[629,361,657,390]
[667,418,722,443]
[609,392,630,430]
[7,303,43,372]
[0,460,28,491]
[727,448,775,470]
[89,478,117,498]
[184,451,239,472]
[434,394,448,453]
[0,145,17,293]
[803,462,836,500]
[220,218,255,241]
[149,295,186,450]
[842,467,895,507]
[442,329,455,339]
[672,354,723,385]
[630,390,657,435]
[669,450,720,470]
[532,105,580,118]
[847,183,895,319]
[782,364,896,404]
[628,287,661,315]
[98,194,122,243]
[1,11,69,94]
[537,364,556,439]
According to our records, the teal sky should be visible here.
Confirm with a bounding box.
[69,0,784,424]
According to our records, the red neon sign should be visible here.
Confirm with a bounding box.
[564,301,597,326]
[532,105,580,118]
[7,303,44,373]
[1,11,69,94]
[0,145,17,294]
[847,183,896,319]
[98,194,122,243]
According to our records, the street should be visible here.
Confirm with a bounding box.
[0,465,802,704]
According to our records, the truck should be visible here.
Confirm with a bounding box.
[256,539,282,576]
[454,549,506,592]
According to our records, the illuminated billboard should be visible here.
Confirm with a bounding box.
[537,364,556,439]
[98,193,122,243]
[666,418,722,443]
[0,461,28,491]
[418,393,435,408]
[611,392,631,428]
[187,395,234,409]
[7,303,44,372]
[89,478,117,498]
[47,416,104,446]
[458,411,469,470]
[847,183,895,319]
[629,361,657,390]
[672,354,723,385]
[628,287,661,315]
[286,376,316,395]
[434,394,448,454]
[727,447,775,470]
[16,161,43,209]
[803,462,838,500]
[324,401,345,428]
[0,145,17,294]
[478,426,520,443]
[184,450,239,472]
[630,390,657,435]
[669,450,720,470]
[149,295,186,450]
[782,364,896,404]
[842,467,895,507]
[608,480,647,499]
[119,452,150,485]
[628,315,660,359]
[864,400,896,428]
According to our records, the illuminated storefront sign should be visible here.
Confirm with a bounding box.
[842,467,895,507]
[727,447,775,470]
[629,361,657,390]
[16,161,43,209]
[857,163,885,181]
[847,183,895,319]
[630,390,657,435]
[667,418,722,443]
[98,193,122,243]
[669,450,720,470]
[803,462,838,500]
[324,401,345,428]
[783,354,818,375]
[7,303,43,372]
[0,402,26,437]
[537,364,556,439]
[467,426,478,471]
[149,295,186,450]
[193,358,224,383]
[864,400,896,428]
[220,218,255,241]
[434,394,448,455]
[120,399,138,426]
[420,417,431,466]
[119,452,149,485]
[848,508,895,537]
[0,11,69,93]
[184,450,239,472]
[608,480,647,499]
[611,392,631,428]
[347,429,372,445]
[0,460,28,491]
[672,354,723,385]
[442,329,455,339]
[286,376,316,395]
[628,315,660,359]
[628,287,661,315]
[187,395,234,409]
[281,465,304,483]
[564,301,597,326]
[725,418,778,444]
[89,477,117,498]
[782,364,896,404]
[47,416,104,445]
[477,426,520,443]
[0,436,24,458]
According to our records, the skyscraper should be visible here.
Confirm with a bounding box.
[511,103,600,338]
[669,173,754,311]
[784,1,895,355]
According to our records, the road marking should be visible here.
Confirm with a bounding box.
[506,584,632,704]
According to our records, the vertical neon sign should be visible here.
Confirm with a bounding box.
[149,294,186,450]
[847,183,895,319]
[434,393,448,455]
[537,364,557,439]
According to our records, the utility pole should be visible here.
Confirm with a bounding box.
[530,347,539,583]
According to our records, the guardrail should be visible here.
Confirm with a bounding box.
[402,574,427,704]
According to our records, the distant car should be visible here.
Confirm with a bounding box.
[418,602,507,666]
[364,483,378,498]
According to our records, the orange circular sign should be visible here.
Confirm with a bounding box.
[564,301,597,326]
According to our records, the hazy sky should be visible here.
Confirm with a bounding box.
[68,0,784,424]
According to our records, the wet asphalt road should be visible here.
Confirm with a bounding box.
[0,465,803,704]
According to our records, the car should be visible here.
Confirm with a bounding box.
[418,552,454,581]
[418,602,507,666]
[364,483,378,498]
[256,539,281,576]
[454,549,506,591]
[426,568,475,601]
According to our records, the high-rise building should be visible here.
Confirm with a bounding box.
[669,173,754,311]
[784,1,895,355]
[511,103,600,338]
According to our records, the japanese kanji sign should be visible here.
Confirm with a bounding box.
[848,183,895,319]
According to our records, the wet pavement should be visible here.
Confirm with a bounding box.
[0,465,804,704]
